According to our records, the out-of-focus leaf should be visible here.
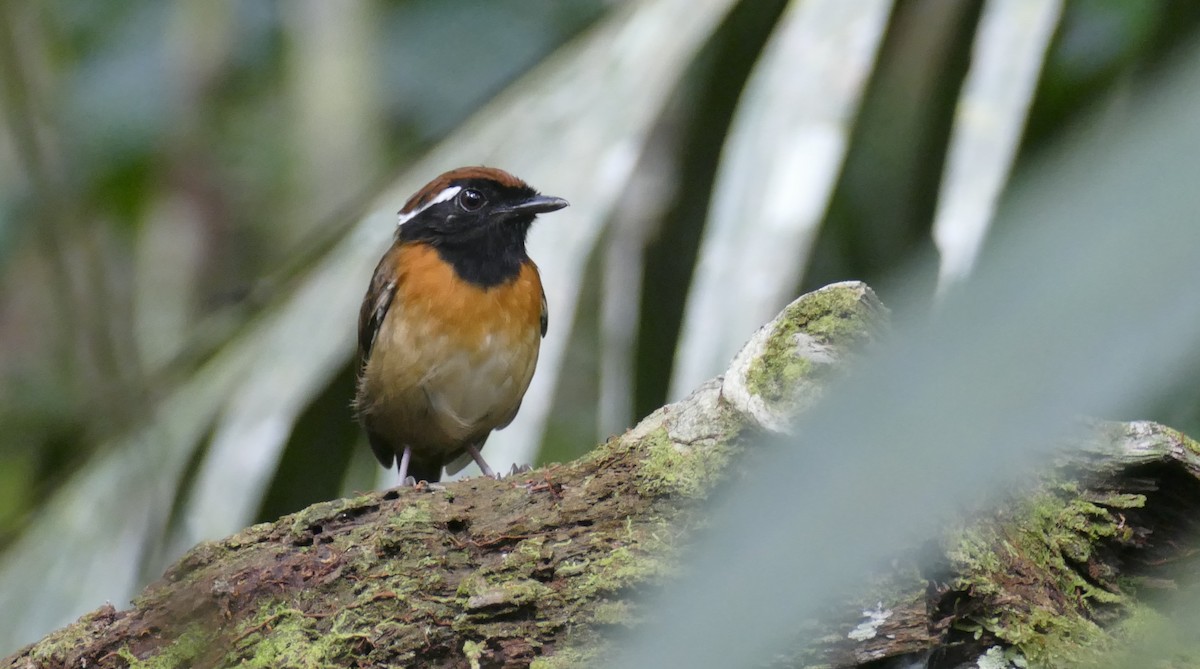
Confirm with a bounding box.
[0,0,739,653]
[669,0,893,399]
[933,0,1063,294]
[0,339,256,653]
[616,34,1200,669]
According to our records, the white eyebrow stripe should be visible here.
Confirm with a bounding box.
[397,186,462,226]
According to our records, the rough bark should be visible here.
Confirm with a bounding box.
[8,281,1200,668]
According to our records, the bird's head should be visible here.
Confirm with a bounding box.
[396,166,568,246]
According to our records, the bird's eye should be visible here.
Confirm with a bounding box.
[457,189,486,212]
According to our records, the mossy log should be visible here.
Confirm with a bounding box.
[7,281,1200,668]
[4,282,885,669]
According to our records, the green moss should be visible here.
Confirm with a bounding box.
[745,284,876,403]
[456,572,487,599]
[227,522,275,548]
[458,572,549,611]
[463,639,485,669]
[286,493,379,538]
[530,645,605,669]
[118,625,210,668]
[372,500,438,556]
[578,546,668,597]
[221,602,382,669]
[745,321,811,403]
[389,503,433,528]
[1185,438,1200,460]
[24,608,116,667]
[227,605,312,668]
[555,559,591,578]
[948,485,1146,666]
[635,426,731,498]
[496,536,551,578]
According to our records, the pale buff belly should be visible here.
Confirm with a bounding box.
[358,308,540,460]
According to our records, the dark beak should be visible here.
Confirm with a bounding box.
[500,194,570,217]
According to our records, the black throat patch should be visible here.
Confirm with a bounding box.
[411,219,532,288]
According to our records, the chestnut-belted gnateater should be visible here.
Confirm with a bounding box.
[354,166,568,484]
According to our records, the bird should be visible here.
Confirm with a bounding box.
[354,166,568,484]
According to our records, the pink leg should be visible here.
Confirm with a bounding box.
[397,446,415,486]
[465,442,496,478]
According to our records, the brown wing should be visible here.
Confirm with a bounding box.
[358,248,400,367]
[357,247,401,468]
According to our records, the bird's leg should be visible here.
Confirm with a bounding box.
[465,442,496,478]
[397,445,415,486]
